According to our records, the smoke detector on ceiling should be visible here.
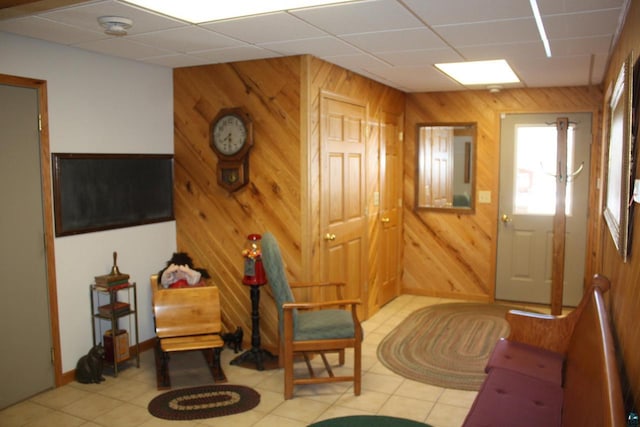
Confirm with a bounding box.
[98,16,133,36]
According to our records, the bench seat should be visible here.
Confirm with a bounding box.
[462,274,625,427]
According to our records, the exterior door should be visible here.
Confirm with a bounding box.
[320,94,367,318]
[378,112,403,308]
[0,83,54,408]
[496,113,591,307]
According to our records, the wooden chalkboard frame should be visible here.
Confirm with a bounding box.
[52,153,174,237]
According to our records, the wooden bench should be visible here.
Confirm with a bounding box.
[463,274,626,427]
[150,275,226,389]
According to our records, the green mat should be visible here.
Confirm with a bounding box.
[309,415,432,426]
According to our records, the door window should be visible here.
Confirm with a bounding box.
[513,124,576,216]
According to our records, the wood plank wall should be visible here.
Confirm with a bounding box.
[173,55,404,353]
[403,87,603,301]
[598,0,640,414]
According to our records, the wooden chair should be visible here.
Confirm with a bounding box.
[150,275,226,389]
[261,232,362,399]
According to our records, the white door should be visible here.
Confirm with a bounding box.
[0,83,54,408]
[496,113,591,307]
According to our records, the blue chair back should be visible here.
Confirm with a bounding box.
[261,232,297,332]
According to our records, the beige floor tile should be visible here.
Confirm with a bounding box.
[0,401,55,427]
[252,413,308,427]
[377,395,434,422]
[23,410,86,427]
[426,402,470,427]
[91,403,155,427]
[60,393,123,420]
[0,294,477,427]
[334,389,391,412]
[437,389,478,409]
[198,409,269,426]
[311,406,373,423]
[29,385,90,410]
[394,380,445,403]
[271,397,330,423]
[361,371,403,393]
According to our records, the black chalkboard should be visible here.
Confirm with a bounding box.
[52,153,174,236]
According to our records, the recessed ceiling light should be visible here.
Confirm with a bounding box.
[123,0,359,24]
[435,60,520,86]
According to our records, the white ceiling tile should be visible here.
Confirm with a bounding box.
[74,37,172,59]
[42,0,186,34]
[544,9,622,39]
[434,18,540,46]
[128,27,245,53]
[290,0,422,35]
[141,54,210,68]
[259,36,359,57]
[403,0,532,25]
[537,0,625,14]
[340,28,446,53]
[376,48,463,67]
[457,41,548,61]
[364,65,465,92]
[191,46,281,64]
[551,35,613,56]
[510,55,594,87]
[322,52,391,70]
[0,16,105,45]
[0,0,627,92]
[202,12,325,44]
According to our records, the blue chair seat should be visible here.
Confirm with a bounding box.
[296,309,355,341]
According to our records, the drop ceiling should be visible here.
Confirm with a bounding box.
[0,0,629,92]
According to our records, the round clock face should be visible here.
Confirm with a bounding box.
[212,114,247,156]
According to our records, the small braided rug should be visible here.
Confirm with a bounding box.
[377,303,517,391]
[148,384,260,420]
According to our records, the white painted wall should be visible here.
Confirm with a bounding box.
[0,32,177,372]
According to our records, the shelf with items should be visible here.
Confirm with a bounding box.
[90,282,140,377]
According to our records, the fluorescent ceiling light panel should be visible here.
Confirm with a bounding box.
[435,59,520,85]
[529,0,552,57]
[124,0,358,23]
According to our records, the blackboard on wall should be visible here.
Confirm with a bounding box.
[52,153,174,237]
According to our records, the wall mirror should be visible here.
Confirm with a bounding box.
[416,122,476,212]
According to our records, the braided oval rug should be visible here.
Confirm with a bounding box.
[377,303,517,391]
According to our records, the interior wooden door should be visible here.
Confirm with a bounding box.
[320,93,367,318]
[378,111,403,308]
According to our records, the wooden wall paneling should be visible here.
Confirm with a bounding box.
[597,0,640,413]
[174,55,404,353]
[403,88,602,301]
[173,58,303,353]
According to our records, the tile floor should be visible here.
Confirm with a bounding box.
[0,294,539,427]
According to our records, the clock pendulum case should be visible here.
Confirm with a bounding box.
[209,107,254,192]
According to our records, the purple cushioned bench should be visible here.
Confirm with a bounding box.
[462,274,625,427]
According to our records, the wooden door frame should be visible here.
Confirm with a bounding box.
[1,73,62,386]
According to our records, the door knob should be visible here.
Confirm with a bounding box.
[501,214,512,224]
[381,217,390,223]
[324,233,336,241]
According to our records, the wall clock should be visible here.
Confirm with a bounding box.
[210,107,253,192]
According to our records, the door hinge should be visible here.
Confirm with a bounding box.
[398,131,403,142]
[38,114,42,132]
[50,347,55,365]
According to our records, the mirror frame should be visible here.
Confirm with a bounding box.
[414,122,477,213]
